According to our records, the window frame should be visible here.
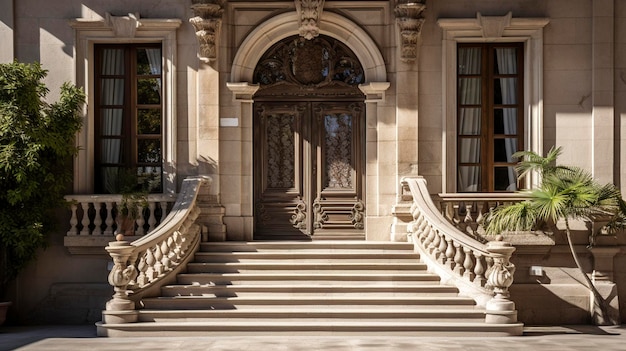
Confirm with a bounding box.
[94,43,164,193]
[456,42,525,192]
[438,13,549,193]
[70,15,181,194]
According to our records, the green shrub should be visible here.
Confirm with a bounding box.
[0,61,85,298]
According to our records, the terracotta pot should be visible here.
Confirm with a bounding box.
[0,301,11,326]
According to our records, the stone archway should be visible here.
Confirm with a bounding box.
[227,11,389,241]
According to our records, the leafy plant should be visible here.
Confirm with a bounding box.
[0,61,85,299]
[485,146,626,325]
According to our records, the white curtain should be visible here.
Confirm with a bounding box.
[495,48,518,191]
[458,47,481,192]
[101,48,124,192]
[145,48,162,97]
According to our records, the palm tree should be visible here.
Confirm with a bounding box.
[485,146,626,325]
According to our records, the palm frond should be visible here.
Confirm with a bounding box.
[485,201,538,235]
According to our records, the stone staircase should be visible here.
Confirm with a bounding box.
[98,241,522,336]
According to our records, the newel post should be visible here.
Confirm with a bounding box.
[102,238,139,324]
[485,236,518,324]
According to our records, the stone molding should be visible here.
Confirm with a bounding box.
[295,0,325,40]
[189,0,225,62]
[394,0,426,62]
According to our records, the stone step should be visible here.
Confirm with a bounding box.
[137,309,486,323]
[141,295,477,310]
[97,320,524,337]
[198,241,415,252]
[185,262,428,273]
[176,272,442,285]
[193,252,421,263]
[160,284,459,297]
[139,307,485,322]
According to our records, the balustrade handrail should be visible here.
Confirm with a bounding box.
[103,176,211,317]
[403,176,518,317]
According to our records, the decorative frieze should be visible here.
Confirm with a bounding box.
[189,0,224,62]
[394,0,426,62]
[295,0,325,40]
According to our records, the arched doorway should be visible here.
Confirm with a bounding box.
[252,35,365,240]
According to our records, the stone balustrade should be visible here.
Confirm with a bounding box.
[64,193,177,237]
[101,176,212,324]
[402,176,521,325]
[435,192,529,241]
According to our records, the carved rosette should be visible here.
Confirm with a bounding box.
[295,0,325,40]
[189,0,224,62]
[394,0,426,62]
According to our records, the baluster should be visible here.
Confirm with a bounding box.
[463,247,475,281]
[67,203,78,235]
[153,244,164,275]
[135,204,145,236]
[160,201,169,222]
[147,202,157,231]
[160,240,171,271]
[144,248,157,282]
[172,231,183,262]
[464,203,473,223]
[80,202,91,235]
[474,252,487,287]
[431,230,441,256]
[437,234,447,263]
[135,254,149,287]
[443,238,453,269]
[104,201,115,235]
[92,202,103,235]
[453,243,465,275]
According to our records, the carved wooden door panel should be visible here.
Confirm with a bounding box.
[253,101,365,240]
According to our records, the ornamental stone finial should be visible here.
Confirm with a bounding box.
[190,0,225,63]
[484,237,519,324]
[394,1,426,62]
[295,0,325,40]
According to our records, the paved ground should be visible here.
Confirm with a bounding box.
[1,325,626,351]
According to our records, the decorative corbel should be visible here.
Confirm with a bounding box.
[189,0,224,63]
[477,12,512,40]
[105,12,141,38]
[295,0,325,40]
[394,0,426,63]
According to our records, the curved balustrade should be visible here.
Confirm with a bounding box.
[403,176,520,324]
[102,176,212,324]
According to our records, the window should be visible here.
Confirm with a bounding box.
[456,43,524,192]
[94,44,163,193]
[438,13,549,193]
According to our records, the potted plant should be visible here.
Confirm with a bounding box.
[485,146,626,325]
[104,168,150,237]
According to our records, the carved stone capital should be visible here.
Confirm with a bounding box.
[189,0,224,63]
[105,12,141,38]
[295,0,325,40]
[394,0,426,62]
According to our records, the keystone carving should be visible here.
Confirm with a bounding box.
[394,0,426,62]
[295,0,325,40]
[105,12,141,38]
[189,0,224,62]
[477,12,512,39]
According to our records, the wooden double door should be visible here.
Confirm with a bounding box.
[253,101,365,240]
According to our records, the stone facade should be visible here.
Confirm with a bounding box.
[3,0,626,326]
